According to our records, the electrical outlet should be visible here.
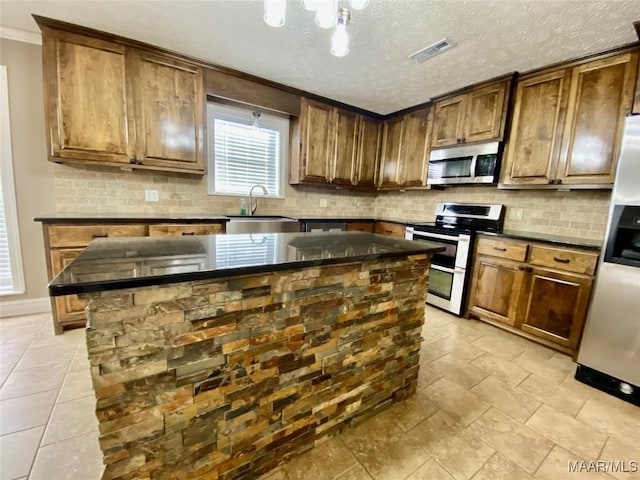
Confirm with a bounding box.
[319,198,328,208]
[145,190,159,202]
[511,208,524,220]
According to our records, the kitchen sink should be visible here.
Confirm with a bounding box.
[225,216,301,234]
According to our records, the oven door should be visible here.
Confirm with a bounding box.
[406,227,470,315]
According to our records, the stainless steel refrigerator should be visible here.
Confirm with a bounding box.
[576,114,640,406]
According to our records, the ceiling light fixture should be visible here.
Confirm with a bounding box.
[263,0,368,57]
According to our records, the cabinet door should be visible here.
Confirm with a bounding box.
[468,256,525,326]
[331,108,358,185]
[346,222,374,233]
[464,81,508,143]
[378,117,404,187]
[519,267,593,349]
[431,94,466,148]
[42,29,133,164]
[51,249,87,326]
[501,70,570,185]
[557,53,638,185]
[401,108,431,187]
[355,116,381,187]
[132,51,204,172]
[299,99,333,183]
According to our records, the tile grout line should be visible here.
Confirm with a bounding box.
[531,442,557,477]
[597,436,610,462]
[27,330,84,480]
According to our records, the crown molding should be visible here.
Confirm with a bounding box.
[0,26,42,45]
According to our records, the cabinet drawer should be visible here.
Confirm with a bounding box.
[476,237,528,262]
[346,222,374,233]
[528,245,598,275]
[375,221,405,239]
[148,223,224,237]
[48,224,147,248]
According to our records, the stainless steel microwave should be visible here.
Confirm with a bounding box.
[427,141,501,186]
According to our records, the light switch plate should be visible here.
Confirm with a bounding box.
[319,199,328,208]
[145,190,159,202]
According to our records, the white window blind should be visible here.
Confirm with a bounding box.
[207,102,287,198]
[0,65,25,295]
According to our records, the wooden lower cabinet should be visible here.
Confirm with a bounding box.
[467,235,597,357]
[148,223,225,236]
[518,267,593,350]
[346,221,375,233]
[374,221,405,239]
[468,256,525,326]
[42,220,226,334]
[50,248,86,331]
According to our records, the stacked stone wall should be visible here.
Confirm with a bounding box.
[84,254,430,479]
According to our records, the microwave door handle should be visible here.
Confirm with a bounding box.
[469,155,478,180]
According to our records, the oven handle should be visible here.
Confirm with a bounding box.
[411,231,463,242]
[431,264,465,275]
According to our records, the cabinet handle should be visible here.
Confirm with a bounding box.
[461,138,466,143]
[548,179,555,184]
[553,257,570,263]
[493,247,507,252]
[181,232,195,236]
[556,179,562,185]
[385,230,393,234]
[92,234,108,239]
[518,266,526,271]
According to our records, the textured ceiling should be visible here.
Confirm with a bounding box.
[1,0,639,114]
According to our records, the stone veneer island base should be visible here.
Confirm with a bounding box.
[86,256,430,479]
[48,232,443,480]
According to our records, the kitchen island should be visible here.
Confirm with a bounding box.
[49,231,443,480]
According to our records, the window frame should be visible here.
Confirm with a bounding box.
[0,65,25,296]
[206,102,288,199]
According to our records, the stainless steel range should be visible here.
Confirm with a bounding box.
[405,203,505,316]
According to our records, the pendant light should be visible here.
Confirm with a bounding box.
[263,0,369,57]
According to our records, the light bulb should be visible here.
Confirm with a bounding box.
[349,0,369,9]
[302,0,322,11]
[315,0,337,29]
[264,0,286,27]
[331,22,349,57]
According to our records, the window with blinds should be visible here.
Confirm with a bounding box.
[207,102,288,198]
[0,66,25,295]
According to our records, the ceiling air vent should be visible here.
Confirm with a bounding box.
[408,38,455,63]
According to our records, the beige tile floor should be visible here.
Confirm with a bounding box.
[1,307,638,480]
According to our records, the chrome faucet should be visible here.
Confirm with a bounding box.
[248,185,268,216]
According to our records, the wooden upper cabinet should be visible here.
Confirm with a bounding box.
[501,70,570,186]
[464,81,508,143]
[431,79,510,148]
[401,108,431,186]
[42,29,133,164]
[379,116,404,187]
[331,108,358,185]
[132,52,204,172]
[355,116,381,187]
[378,108,431,188]
[557,53,638,185]
[299,98,333,183]
[432,94,466,148]
[40,26,205,174]
[502,51,638,187]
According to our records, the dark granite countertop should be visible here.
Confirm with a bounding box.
[49,232,444,296]
[479,230,602,250]
[34,213,231,223]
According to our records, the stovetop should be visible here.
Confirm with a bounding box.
[412,202,506,235]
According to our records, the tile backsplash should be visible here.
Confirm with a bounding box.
[376,188,611,240]
[53,164,376,218]
[54,164,610,240]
